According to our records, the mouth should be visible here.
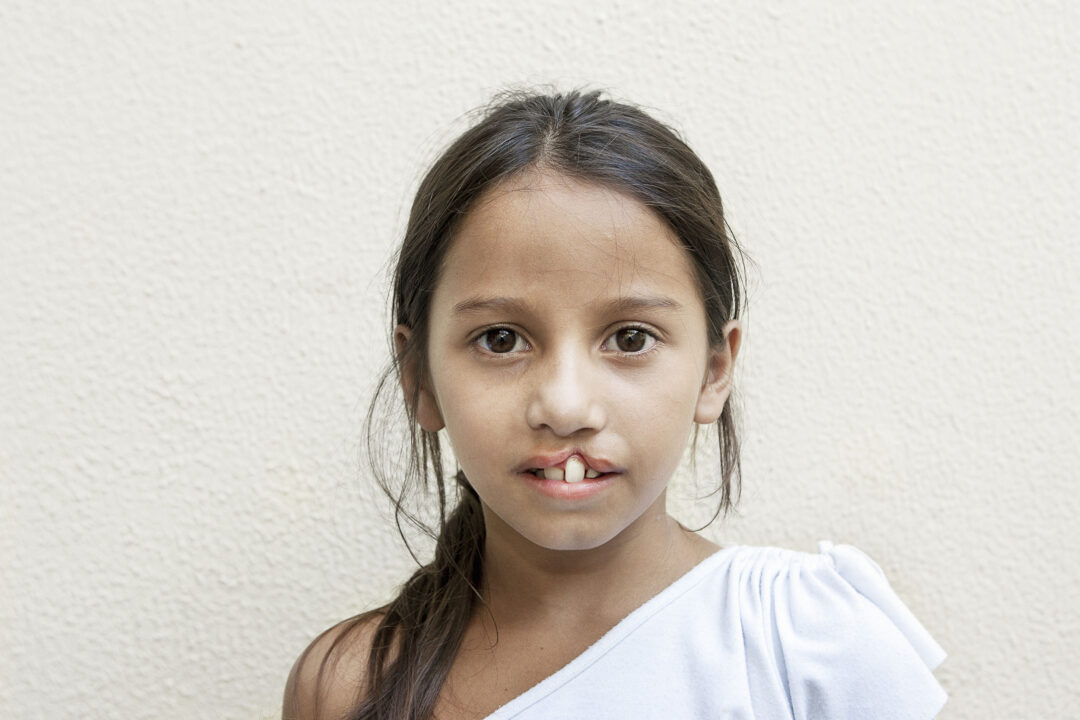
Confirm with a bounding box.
[521,453,617,484]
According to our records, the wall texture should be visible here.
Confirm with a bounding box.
[2,1,1077,717]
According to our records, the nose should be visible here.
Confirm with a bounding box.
[525,343,607,437]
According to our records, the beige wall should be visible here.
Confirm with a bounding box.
[2,1,1076,717]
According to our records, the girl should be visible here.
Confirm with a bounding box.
[284,89,947,720]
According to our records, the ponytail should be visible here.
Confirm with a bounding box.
[349,472,486,719]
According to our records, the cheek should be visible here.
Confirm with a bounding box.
[615,368,700,424]
[436,380,513,463]
[620,374,701,455]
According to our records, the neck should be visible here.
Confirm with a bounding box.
[477,496,718,629]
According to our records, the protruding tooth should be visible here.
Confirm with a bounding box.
[543,466,565,481]
[564,456,585,484]
[584,469,600,479]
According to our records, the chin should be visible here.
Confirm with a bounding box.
[516,522,626,553]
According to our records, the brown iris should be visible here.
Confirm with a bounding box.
[484,328,517,353]
[615,328,647,352]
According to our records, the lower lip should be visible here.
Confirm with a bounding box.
[519,472,617,501]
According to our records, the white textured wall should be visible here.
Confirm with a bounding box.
[2,1,1077,717]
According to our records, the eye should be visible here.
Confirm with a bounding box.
[475,327,528,354]
[602,326,659,355]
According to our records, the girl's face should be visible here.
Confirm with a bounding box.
[401,170,738,554]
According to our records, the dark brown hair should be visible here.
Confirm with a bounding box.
[296,88,747,720]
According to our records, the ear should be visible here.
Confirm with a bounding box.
[394,325,445,432]
[694,319,742,424]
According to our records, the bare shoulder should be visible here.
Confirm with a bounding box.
[282,613,385,720]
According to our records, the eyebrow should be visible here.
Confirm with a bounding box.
[451,294,683,316]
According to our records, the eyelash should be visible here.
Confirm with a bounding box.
[470,324,662,357]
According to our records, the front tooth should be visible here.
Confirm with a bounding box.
[543,466,564,481]
[563,456,585,484]
[584,469,600,479]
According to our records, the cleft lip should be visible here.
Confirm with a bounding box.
[519,449,621,475]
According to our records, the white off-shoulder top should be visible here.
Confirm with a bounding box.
[486,542,947,719]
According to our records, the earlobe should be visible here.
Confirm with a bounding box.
[694,319,742,424]
[394,325,446,432]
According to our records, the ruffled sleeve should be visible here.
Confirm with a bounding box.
[764,542,947,720]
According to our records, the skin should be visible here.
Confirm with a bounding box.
[396,169,741,716]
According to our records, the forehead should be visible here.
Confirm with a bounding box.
[434,171,701,310]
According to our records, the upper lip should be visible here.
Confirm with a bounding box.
[518,449,621,475]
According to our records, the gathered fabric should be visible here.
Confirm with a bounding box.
[486,542,947,720]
